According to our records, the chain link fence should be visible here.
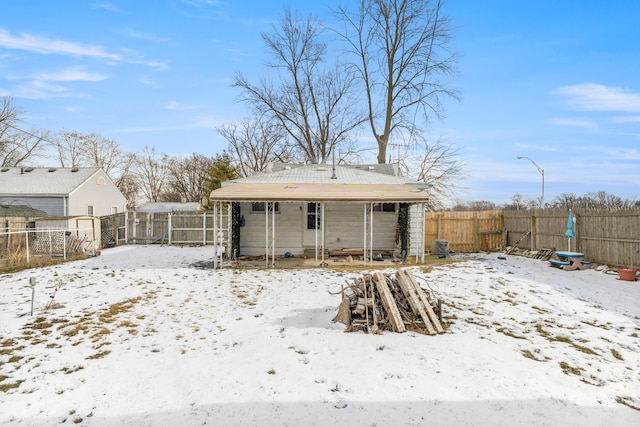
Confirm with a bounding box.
[0,227,98,268]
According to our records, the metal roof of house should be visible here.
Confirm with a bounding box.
[223,164,412,185]
[0,167,100,196]
[269,162,399,176]
[211,164,429,203]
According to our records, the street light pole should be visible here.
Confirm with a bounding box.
[517,156,544,208]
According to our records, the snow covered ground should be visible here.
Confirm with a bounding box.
[1,245,639,426]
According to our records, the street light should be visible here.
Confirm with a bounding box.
[517,156,544,208]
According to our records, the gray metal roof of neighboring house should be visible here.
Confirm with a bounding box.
[0,204,47,218]
[227,164,412,185]
[137,202,201,213]
[0,167,100,196]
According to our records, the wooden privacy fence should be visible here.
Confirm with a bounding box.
[424,210,504,253]
[100,208,639,269]
[502,208,640,268]
[425,208,639,268]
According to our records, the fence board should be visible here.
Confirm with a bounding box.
[424,210,503,253]
[100,211,216,248]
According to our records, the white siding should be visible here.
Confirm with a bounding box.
[409,204,426,257]
[68,170,127,217]
[239,202,304,256]
[237,202,398,256]
[324,203,397,250]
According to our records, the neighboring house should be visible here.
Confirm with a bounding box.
[209,163,429,263]
[0,167,126,217]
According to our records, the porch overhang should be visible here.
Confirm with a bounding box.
[209,183,429,203]
[209,181,428,269]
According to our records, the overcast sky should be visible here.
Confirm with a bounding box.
[1,1,639,205]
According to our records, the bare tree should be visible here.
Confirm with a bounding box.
[584,191,626,209]
[163,153,220,203]
[113,152,139,210]
[467,200,498,211]
[334,0,459,163]
[233,8,364,164]
[450,200,497,211]
[51,130,139,209]
[51,131,86,167]
[502,194,535,210]
[398,139,465,209]
[0,97,49,166]
[218,117,292,177]
[549,193,580,209]
[52,131,126,175]
[549,191,635,209]
[81,133,127,178]
[116,172,140,211]
[135,146,167,203]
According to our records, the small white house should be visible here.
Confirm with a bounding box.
[0,167,127,217]
[209,163,429,264]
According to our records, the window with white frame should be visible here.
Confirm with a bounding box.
[307,202,320,230]
[251,202,279,213]
[373,202,396,212]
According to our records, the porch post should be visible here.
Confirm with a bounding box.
[370,202,374,264]
[414,204,418,262]
[271,202,275,268]
[363,204,367,266]
[219,202,224,257]
[314,202,318,263]
[227,202,232,255]
[321,203,325,266]
[213,201,218,269]
[420,203,424,263]
[265,202,269,268]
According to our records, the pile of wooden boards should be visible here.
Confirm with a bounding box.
[333,269,445,335]
[328,248,395,258]
[532,248,555,260]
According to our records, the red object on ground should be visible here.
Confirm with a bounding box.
[618,268,637,281]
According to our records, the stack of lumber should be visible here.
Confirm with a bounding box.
[533,248,555,260]
[333,269,445,335]
[329,248,395,257]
